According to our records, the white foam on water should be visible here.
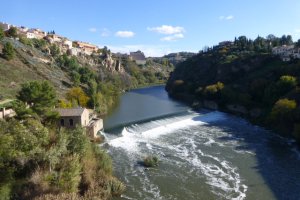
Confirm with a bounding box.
[107,111,248,199]
[109,111,226,151]
[164,135,248,200]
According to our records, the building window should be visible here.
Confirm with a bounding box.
[60,119,64,126]
[69,119,74,126]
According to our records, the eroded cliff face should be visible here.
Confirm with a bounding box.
[101,53,125,73]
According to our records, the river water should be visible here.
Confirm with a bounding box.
[103,86,300,200]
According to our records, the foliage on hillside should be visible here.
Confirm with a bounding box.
[0,35,172,114]
[0,81,125,200]
[166,34,300,142]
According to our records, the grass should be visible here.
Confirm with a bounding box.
[142,155,159,168]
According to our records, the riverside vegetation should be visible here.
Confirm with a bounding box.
[0,81,125,200]
[166,34,300,143]
[0,27,173,199]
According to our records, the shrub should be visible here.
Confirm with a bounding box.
[143,155,159,167]
[49,44,60,57]
[106,177,126,197]
[66,87,89,107]
[0,27,4,40]
[6,27,18,38]
[270,98,297,121]
[93,146,113,174]
[204,82,224,100]
[2,42,15,60]
[277,75,297,96]
[57,155,82,193]
[19,37,32,46]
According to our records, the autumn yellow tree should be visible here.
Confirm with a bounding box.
[66,87,89,107]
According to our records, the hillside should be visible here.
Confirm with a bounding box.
[0,36,172,113]
[166,35,300,142]
[0,37,72,98]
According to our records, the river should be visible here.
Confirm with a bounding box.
[103,86,300,200]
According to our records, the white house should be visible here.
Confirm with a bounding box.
[27,28,47,39]
[0,22,11,31]
[63,39,73,49]
[130,50,147,65]
[271,45,300,62]
[272,45,294,56]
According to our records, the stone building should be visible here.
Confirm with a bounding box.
[130,50,147,65]
[56,108,103,139]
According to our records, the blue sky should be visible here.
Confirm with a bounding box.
[1,0,300,56]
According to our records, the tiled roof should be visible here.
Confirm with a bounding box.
[56,108,86,117]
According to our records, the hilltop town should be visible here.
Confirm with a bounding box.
[0,21,176,99]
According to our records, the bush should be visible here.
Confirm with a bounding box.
[0,27,4,40]
[19,37,32,46]
[142,155,159,167]
[6,27,18,38]
[2,42,15,60]
[106,177,126,197]
[204,82,224,100]
[93,146,113,174]
[49,44,60,57]
[277,75,297,96]
[270,98,297,121]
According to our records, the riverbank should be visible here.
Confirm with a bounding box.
[165,43,300,143]
[127,82,165,91]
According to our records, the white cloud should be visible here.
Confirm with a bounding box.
[101,28,110,37]
[89,28,97,32]
[115,31,135,38]
[147,25,185,35]
[219,15,234,20]
[226,15,234,20]
[161,33,184,42]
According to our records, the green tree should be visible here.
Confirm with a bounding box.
[50,44,60,57]
[66,87,89,107]
[0,27,4,40]
[6,27,18,38]
[17,81,57,115]
[204,82,224,99]
[2,42,15,60]
[32,38,47,49]
[270,98,297,124]
[70,71,81,86]
[277,75,297,96]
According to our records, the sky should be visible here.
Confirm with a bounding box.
[1,0,300,57]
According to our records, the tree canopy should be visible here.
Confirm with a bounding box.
[66,87,89,107]
[6,27,18,38]
[17,81,57,114]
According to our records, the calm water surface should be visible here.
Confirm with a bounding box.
[103,86,300,200]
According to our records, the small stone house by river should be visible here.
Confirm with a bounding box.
[56,108,103,139]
